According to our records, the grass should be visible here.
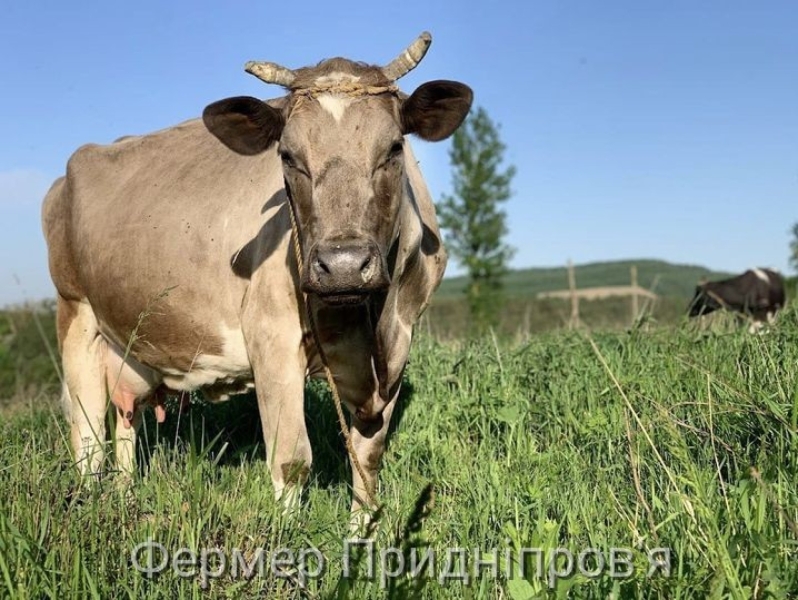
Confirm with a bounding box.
[2,307,798,598]
[423,294,690,339]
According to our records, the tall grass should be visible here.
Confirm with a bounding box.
[1,308,797,598]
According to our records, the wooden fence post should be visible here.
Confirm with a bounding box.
[630,265,639,323]
[568,259,579,329]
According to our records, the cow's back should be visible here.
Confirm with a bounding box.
[42,176,83,302]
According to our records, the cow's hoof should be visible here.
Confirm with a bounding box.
[114,469,136,490]
[348,506,380,538]
[276,484,302,518]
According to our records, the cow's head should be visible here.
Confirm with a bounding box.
[687,284,722,317]
[203,32,472,305]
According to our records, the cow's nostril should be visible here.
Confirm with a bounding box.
[359,254,377,283]
[314,258,331,275]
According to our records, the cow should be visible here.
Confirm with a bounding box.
[687,268,786,332]
[41,32,472,526]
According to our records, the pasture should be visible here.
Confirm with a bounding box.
[1,307,797,598]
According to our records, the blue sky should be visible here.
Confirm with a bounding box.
[1,1,796,306]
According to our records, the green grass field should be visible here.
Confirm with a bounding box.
[2,307,798,598]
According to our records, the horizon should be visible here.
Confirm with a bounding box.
[2,256,784,310]
[2,1,797,306]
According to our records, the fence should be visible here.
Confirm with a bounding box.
[535,261,659,329]
[422,262,673,340]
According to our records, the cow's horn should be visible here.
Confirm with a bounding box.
[382,31,432,81]
[244,61,296,87]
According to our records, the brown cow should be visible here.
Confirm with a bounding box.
[42,32,472,525]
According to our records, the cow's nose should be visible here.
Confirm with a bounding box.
[311,241,379,287]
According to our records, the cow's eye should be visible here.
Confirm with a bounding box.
[279,150,295,167]
[377,140,404,171]
[280,151,309,178]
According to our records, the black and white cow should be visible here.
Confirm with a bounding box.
[688,268,786,331]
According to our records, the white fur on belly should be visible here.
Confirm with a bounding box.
[161,325,253,392]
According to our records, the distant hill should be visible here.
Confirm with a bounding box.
[435,259,736,301]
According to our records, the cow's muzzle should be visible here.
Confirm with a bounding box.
[301,240,390,304]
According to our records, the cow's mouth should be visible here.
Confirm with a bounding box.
[317,292,370,306]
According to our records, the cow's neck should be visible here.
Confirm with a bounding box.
[306,297,385,406]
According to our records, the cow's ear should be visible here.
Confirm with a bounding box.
[203,96,284,155]
[401,81,473,142]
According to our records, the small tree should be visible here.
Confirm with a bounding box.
[438,106,516,334]
[790,222,798,272]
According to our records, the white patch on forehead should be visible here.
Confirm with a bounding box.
[317,94,352,123]
[752,268,770,283]
[310,71,361,123]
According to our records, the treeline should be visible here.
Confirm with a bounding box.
[436,259,737,301]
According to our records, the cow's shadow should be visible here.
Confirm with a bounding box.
[135,377,415,490]
[229,190,290,279]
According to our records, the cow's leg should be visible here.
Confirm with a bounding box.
[249,337,311,513]
[113,402,142,477]
[348,394,398,534]
[104,343,160,477]
[58,298,108,477]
